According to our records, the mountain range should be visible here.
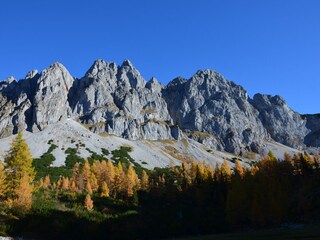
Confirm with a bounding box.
[0,59,319,166]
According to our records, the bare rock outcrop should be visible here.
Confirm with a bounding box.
[251,94,309,149]
[163,70,269,154]
[32,62,74,131]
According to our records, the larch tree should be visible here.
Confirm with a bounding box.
[11,172,33,213]
[92,160,103,186]
[84,193,94,212]
[221,159,232,180]
[70,179,77,192]
[43,175,51,189]
[100,181,110,197]
[125,165,139,197]
[89,173,98,193]
[234,160,244,178]
[86,180,93,195]
[62,177,70,190]
[113,162,125,197]
[57,178,63,189]
[180,162,191,187]
[98,160,108,185]
[4,132,35,208]
[106,160,115,192]
[0,161,5,199]
[81,160,91,187]
[140,170,149,191]
[72,162,81,190]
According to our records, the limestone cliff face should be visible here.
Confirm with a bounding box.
[0,59,318,154]
[303,114,320,147]
[33,62,74,131]
[163,70,269,154]
[69,59,175,140]
[251,94,309,150]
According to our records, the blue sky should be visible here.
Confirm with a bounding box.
[0,0,319,114]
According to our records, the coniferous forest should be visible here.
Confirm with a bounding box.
[1,133,320,239]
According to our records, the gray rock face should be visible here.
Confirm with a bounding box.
[0,74,38,137]
[0,59,318,155]
[32,62,74,131]
[70,60,175,140]
[252,94,309,149]
[163,70,269,154]
[304,114,320,147]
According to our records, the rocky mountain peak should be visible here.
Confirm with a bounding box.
[0,59,319,155]
[166,77,187,88]
[25,70,39,79]
[252,93,309,149]
[85,59,118,79]
[146,77,163,94]
[253,94,286,109]
[121,59,134,68]
[4,76,16,84]
[32,62,74,131]
[118,59,146,89]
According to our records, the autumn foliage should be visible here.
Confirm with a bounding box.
[0,132,35,215]
[2,134,320,239]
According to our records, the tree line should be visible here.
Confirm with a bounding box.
[1,133,320,238]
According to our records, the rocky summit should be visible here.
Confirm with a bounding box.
[0,59,319,156]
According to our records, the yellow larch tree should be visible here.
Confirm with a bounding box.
[181,162,191,187]
[221,159,232,181]
[4,132,35,211]
[62,177,70,190]
[84,193,94,212]
[0,161,5,198]
[92,160,102,186]
[51,182,57,191]
[57,177,63,190]
[140,170,149,191]
[190,162,198,182]
[251,165,259,175]
[11,172,33,214]
[106,160,115,192]
[113,162,125,198]
[234,160,244,178]
[43,175,51,189]
[100,181,110,197]
[125,165,140,197]
[72,162,82,190]
[81,160,91,187]
[89,173,98,193]
[98,160,108,185]
[70,179,77,192]
[86,180,93,195]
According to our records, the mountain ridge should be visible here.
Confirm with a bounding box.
[0,59,319,157]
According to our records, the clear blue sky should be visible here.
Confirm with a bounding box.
[1,0,319,114]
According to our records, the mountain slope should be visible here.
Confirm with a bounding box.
[0,119,299,168]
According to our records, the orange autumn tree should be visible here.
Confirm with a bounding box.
[140,170,149,191]
[0,161,5,199]
[84,193,94,212]
[4,132,35,213]
[100,181,110,197]
[125,165,140,197]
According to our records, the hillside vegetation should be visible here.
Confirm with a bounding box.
[1,134,320,239]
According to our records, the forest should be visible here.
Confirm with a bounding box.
[0,133,320,239]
